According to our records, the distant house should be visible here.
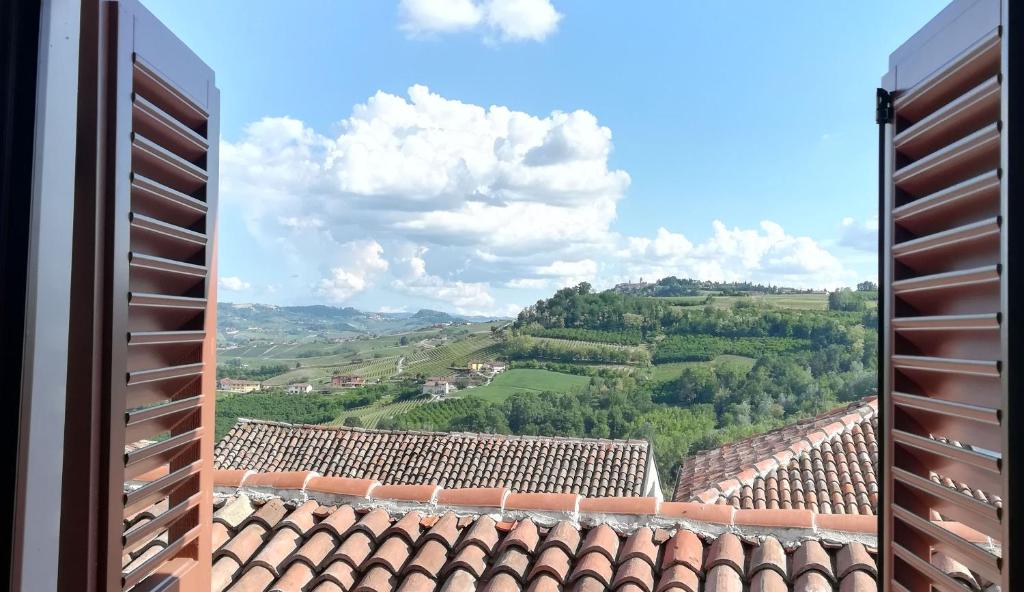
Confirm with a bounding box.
[285,383,314,394]
[218,378,263,393]
[331,375,365,389]
[487,362,507,373]
[422,378,455,397]
[467,361,486,371]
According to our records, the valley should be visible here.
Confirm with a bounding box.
[215,278,877,494]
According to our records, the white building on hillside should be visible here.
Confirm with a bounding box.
[285,383,313,394]
[422,378,455,398]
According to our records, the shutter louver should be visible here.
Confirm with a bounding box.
[881,2,1016,590]
[103,2,219,590]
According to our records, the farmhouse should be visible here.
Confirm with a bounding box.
[217,378,263,393]
[331,374,365,388]
[284,383,314,394]
[422,377,455,397]
[487,361,506,373]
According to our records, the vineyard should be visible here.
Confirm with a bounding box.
[404,334,500,376]
[520,326,643,345]
[377,398,484,432]
[331,398,430,429]
[504,334,651,366]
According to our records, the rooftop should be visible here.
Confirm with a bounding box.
[215,420,654,497]
[121,469,998,592]
[673,398,878,515]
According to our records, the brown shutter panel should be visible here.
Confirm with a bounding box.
[61,1,219,590]
[880,1,1020,590]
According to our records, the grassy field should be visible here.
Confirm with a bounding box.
[650,354,757,382]
[709,293,829,310]
[466,369,591,403]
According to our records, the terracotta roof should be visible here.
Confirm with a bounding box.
[673,398,879,514]
[215,420,653,496]
[125,469,887,592]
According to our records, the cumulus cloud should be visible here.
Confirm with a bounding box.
[221,85,626,313]
[839,216,878,252]
[389,247,499,314]
[398,0,561,42]
[614,221,853,290]
[219,276,251,291]
[315,241,389,303]
[221,85,858,312]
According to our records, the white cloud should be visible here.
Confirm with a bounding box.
[504,278,549,289]
[483,0,562,42]
[315,240,389,303]
[398,0,561,42]
[399,0,482,35]
[534,258,598,288]
[218,276,251,291]
[615,221,853,290]
[389,247,498,314]
[221,85,860,311]
[839,216,878,252]
[222,85,627,313]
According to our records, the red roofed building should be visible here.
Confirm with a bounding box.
[674,398,879,514]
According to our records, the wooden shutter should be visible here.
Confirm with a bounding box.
[61,1,219,590]
[880,0,1021,589]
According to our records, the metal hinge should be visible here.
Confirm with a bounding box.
[876,88,893,125]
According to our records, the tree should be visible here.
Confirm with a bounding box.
[343,416,363,428]
[856,281,878,291]
[828,288,866,312]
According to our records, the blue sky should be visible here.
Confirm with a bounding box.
[146,0,947,315]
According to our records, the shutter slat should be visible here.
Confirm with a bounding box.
[893,542,986,592]
[892,27,1001,119]
[892,313,1000,331]
[123,493,201,549]
[121,525,201,589]
[892,122,1001,195]
[891,264,1000,294]
[123,463,201,515]
[131,134,207,193]
[127,363,204,386]
[124,429,203,481]
[128,293,207,310]
[891,354,1001,377]
[892,216,1000,258]
[893,467,1002,540]
[129,211,207,247]
[132,55,209,127]
[892,391,999,424]
[132,93,208,158]
[129,252,207,278]
[894,75,1000,158]
[127,330,206,345]
[893,169,1000,229]
[893,506,1001,582]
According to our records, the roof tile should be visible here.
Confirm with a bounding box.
[612,557,656,592]
[704,564,743,592]
[216,421,650,496]
[706,533,744,576]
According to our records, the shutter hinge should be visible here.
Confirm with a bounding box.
[876,88,893,125]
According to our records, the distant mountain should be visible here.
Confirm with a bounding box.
[217,302,505,346]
